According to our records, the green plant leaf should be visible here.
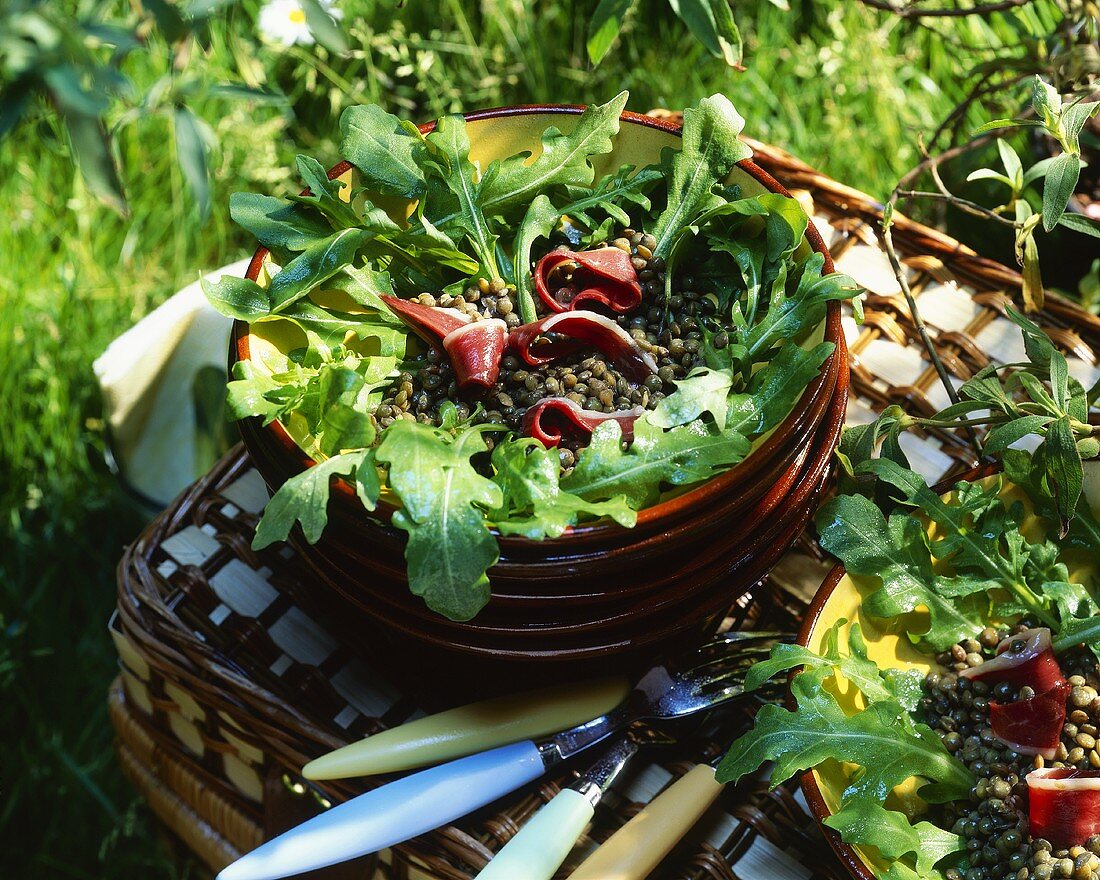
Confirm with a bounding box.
[479,92,629,217]
[983,414,1053,454]
[649,367,734,429]
[375,420,504,621]
[1032,76,1063,137]
[586,0,637,64]
[230,192,333,252]
[744,620,919,708]
[823,798,965,876]
[716,667,973,803]
[1041,152,1081,232]
[300,0,347,53]
[201,274,272,321]
[490,437,636,538]
[562,416,749,509]
[668,0,743,68]
[512,194,562,323]
[339,104,426,199]
[289,154,362,229]
[173,105,212,220]
[422,114,501,277]
[1057,213,1100,239]
[1003,303,1056,368]
[62,109,126,214]
[966,167,1015,189]
[816,493,982,650]
[268,228,373,312]
[1043,415,1083,533]
[726,341,835,436]
[338,264,399,316]
[1061,100,1099,149]
[996,138,1023,191]
[651,94,752,257]
[253,450,377,549]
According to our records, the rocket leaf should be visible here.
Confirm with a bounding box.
[716,666,974,803]
[253,449,379,549]
[823,798,965,877]
[562,416,750,509]
[375,419,504,621]
[816,493,983,650]
[490,437,636,538]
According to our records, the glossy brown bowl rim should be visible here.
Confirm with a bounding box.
[233,103,842,543]
[796,461,999,880]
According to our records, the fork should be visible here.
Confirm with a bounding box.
[217,630,782,880]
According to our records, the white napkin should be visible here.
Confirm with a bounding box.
[94,259,251,507]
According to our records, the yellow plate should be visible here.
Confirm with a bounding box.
[797,460,1100,879]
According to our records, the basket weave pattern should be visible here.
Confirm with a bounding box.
[109,131,1100,879]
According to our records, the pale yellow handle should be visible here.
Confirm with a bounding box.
[566,764,724,880]
[303,677,631,779]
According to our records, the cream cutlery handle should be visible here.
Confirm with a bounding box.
[566,764,723,880]
[475,788,594,880]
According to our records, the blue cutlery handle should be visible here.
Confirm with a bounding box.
[218,740,545,880]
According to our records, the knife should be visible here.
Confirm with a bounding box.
[303,676,631,779]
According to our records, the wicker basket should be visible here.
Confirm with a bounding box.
[109,131,1100,880]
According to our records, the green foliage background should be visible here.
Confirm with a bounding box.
[0,0,1064,873]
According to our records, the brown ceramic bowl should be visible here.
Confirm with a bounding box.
[234,104,848,690]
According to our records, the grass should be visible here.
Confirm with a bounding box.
[0,0,1034,873]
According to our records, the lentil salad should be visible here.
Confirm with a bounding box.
[202,94,859,621]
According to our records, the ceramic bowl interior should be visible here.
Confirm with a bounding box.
[798,461,1100,880]
[237,107,834,521]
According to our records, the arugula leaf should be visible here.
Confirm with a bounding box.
[202,274,272,321]
[558,163,662,232]
[253,450,378,549]
[651,94,753,258]
[744,620,922,711]
[422,114,501,277]
[230,191,332,253]
[288,155,362,229]
[648,367,734,429]
[338,264,399,317]
[861,461,1052,611]
[490,437,636,538]
[316,366,376,456]
[740,253,857,364]
[716,666,974,803]
[268,228,374,312]
[339,103,426,199]
[480,92,628,215]
[725,341,834,436]
[278,299,407,354]
[816,493,983,650]
[512,195,562,323]
[823,798,965,877]
[226,359,286,423]
[562,416,750,508]
[375,419,504,621]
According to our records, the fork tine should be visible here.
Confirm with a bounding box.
[679,641,781,675]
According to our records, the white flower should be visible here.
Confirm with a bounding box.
[258,0,342,48]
